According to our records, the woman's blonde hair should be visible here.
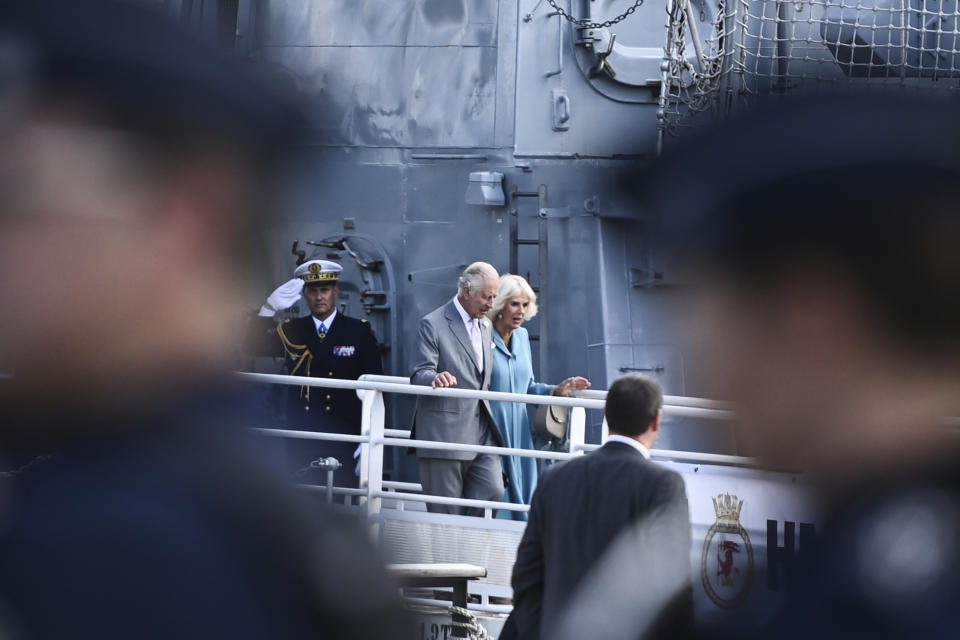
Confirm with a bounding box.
[488,274,538,322]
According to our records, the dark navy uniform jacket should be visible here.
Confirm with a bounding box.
[248,313,383,433]
[0,396,413,639]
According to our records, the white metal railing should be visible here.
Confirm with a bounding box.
[235,371,749,519]
[359,375,736,420]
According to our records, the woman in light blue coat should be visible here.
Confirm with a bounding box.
[487,274,590,520]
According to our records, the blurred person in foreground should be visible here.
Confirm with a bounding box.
[0,1,411,638]
[486,273,590,520]
[503,374,692,640]
[646,92,960,638]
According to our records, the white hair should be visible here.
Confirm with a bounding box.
[488,274,538,321]
[457,262,498,296]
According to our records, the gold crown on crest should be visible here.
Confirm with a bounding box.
[712,493,744,525]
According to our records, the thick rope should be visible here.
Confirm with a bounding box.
[448,605,491,640]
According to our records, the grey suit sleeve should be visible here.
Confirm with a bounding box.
[410,317,440,386]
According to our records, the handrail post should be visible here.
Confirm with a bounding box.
[358,390,370,507]
[362,389,385,532]
[569,406,586,456]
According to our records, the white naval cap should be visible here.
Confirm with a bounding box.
[293,259,342,285]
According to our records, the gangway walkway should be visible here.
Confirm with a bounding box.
[237,372,746,515]
[234,371,819,632]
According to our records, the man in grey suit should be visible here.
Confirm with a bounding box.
[503,374,693,640]
[410,262,505,515]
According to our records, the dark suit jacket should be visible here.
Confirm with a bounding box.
[245,313,382,432]
[0,395,413,639]
[505,441,692,640]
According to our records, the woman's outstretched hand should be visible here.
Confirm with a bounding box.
[553,376,591,396]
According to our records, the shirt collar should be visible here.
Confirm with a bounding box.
[312,309,337,331]
[606,434,651,459]
[452,296,475,327]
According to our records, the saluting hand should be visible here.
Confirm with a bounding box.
[259,278,305,317]
[433,372,458,388]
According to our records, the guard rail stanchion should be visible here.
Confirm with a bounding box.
[358,390,371,508]
[568,406,586,456]
[364,389,386,526]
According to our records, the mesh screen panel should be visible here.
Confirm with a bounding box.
[660,0,960,134]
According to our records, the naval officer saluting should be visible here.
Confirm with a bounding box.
[250,259,383,488]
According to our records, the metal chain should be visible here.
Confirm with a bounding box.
[0,453,53,478]
[545,0,644,28]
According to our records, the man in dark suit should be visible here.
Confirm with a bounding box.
[504,374,692,640]
[410,261,505,515]
[247,259,383,488]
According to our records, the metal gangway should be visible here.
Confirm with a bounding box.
[235,371,781,620]
[237,372,743,515]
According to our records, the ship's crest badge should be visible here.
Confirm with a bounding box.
[701,493,754,608]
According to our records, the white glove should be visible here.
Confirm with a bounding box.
[258,278,304,317]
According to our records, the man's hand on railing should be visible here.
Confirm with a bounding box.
[432,371,458,388]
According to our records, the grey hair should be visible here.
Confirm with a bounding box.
[457,262,497,296]
[488,274,538,322]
